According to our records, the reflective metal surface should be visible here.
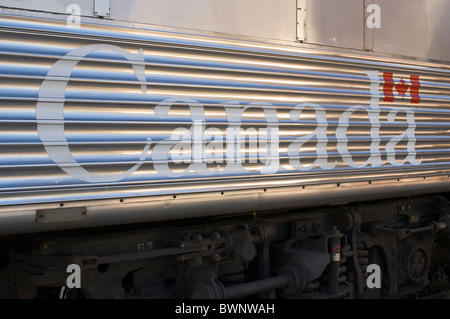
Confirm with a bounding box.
[2,0,450,63]
[1,12,450,233]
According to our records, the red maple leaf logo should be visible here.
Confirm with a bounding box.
[395,78,409,99]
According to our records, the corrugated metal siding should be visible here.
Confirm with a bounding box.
[1,14,450,206]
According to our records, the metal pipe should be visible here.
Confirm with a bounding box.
[223,275,290,299]
[328,226,341,294]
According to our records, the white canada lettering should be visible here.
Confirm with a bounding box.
[36,44,150,183]
[36,45,422,183]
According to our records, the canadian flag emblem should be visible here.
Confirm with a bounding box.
[382,72,421,104]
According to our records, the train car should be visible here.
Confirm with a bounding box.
[0,0,450,299]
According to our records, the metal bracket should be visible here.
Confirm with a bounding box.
[36,207,87,224]
[94,0,110,18]
[296,0,307,42]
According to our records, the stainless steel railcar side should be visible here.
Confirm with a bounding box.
[0,0,450,299]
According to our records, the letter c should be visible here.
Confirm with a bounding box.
[36,44,150,183]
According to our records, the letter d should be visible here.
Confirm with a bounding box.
[66,264,81,289]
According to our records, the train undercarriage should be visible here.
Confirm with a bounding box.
[1,194,450,299]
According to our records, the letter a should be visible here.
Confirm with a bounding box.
[66,4,81,28]
[366,264,381,289]
[366,4,381,29]
[66,264,81,289]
